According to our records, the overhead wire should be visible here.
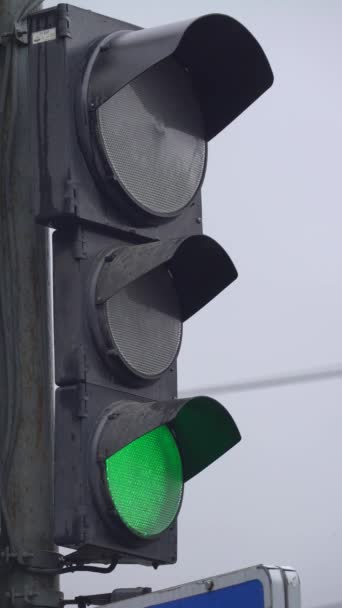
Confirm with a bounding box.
[180,364,342,397]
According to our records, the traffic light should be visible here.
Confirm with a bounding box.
[28,4,273,567]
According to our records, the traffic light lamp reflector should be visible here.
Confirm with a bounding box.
[105,425,183,538]
[96,57,206,217]
[104,265,182,379]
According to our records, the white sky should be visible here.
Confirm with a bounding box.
[44,1,342,606]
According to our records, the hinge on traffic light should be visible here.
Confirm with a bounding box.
[72,226,87,260]
[77,382,88,419]
[64,171,78,217]
[57,4,71,39]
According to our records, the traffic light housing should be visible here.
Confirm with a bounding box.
[28,4,273,567]
[52,225,239,566]
[55,384,240,565]
[29,4,272,236]
[53,228,237,388]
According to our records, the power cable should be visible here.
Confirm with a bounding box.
[180,364,342,397]
[24,559,118,576]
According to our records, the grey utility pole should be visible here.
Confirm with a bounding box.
[0,0,60,605]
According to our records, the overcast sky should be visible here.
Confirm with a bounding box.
[43,1,342,606]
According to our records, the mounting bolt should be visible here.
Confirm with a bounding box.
[21,551,34,563]
[105,252,116,263]
[108,413,118,420]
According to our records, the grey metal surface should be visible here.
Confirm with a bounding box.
[101,565,300,608]
[0,0,59,603]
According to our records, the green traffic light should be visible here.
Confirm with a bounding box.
[105,425,183,538]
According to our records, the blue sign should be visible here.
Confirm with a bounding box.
[153,580,264,608]
[103,565,300,608]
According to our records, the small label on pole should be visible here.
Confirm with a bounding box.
[32,28,57,44]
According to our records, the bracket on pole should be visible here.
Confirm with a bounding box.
[0,19,27,45]
[62,587,152,607]
[14,19,28,44]
[6,588,63,607]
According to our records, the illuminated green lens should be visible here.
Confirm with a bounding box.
[105,425,183,537]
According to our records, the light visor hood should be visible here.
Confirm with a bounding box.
[86,13,274,140]
[97,396,241,481]
[96,235,238,322]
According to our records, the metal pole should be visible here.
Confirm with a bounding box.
[0,0,60,605]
